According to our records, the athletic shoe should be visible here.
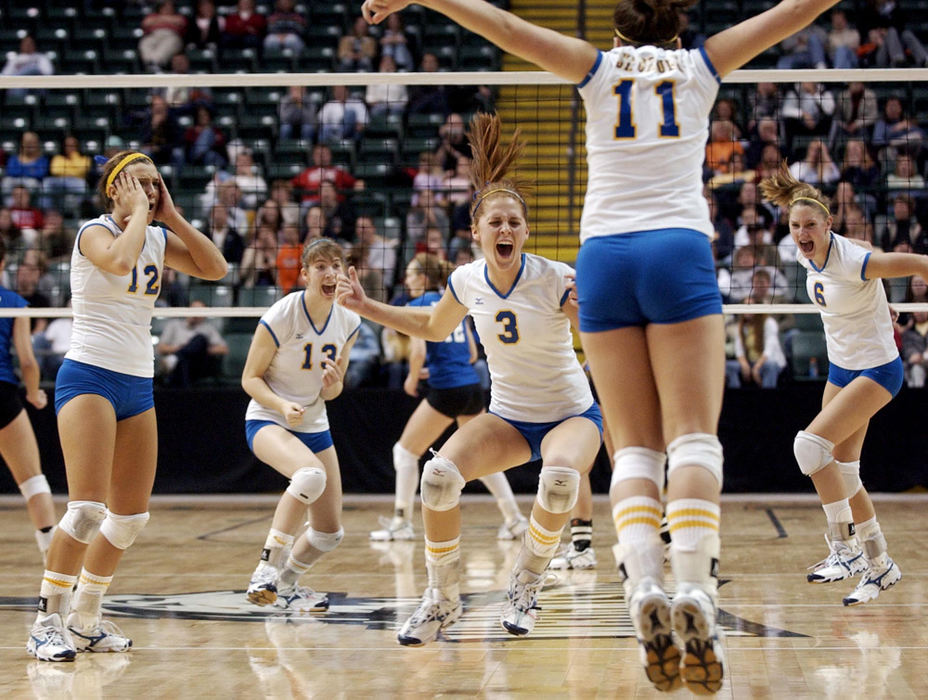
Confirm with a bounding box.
[671,583,725,695]
[496,515,529,541]
[370,516,415,542]
[549,543,597,570]
[247,562,280,606]
[26,613,77,662]
[500,568,545,636]
[807,533,867,583]
[67,615,132,653]
[626,577,681,692]
[275,585,329,613]
[397,587,462,646]
[843,555,902,606]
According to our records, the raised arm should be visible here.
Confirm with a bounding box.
[705,0,843,77]
[865,251,928,281]
[362,0,598,84]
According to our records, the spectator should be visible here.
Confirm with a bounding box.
[158,51,214,112]
[879,193,923,252]
[263,0,306,54]
[275,223,303,294]
[229,149,267,210]
[831,181,872,232]
[1,35,53,95]
[14,248,50,334]
[776,24,828,69]
[319,179,357,243]
[36,209,74,265]
[0,208,24,268]
[270,178,300,227]
[291,143,357,209]
[747,82,781,131]
[346,242,385,302]
[278,85,317,143]
[839,138,881,191]
[240,225,278,288]
[406,52,450,117]
[303,205,326,241]
[712,98,744,140]
[744,117,784,170]
[727,181,775,243]
[44,135,90,215]
[406,186,450,248]
[355,215,398,293]
[157,300,228,387]
[255,198,283,239]
[345,320,382,388]
[829,82,879,149]
[902,309,928,387]
[755,143,785,183]
[871,96,924,158]
[33,299,72,380]
[184,104,228,168]
[898,274,928,331]
[436,113,472,172]
[185,0,224,52]
[884,152,926,194]
[724,245,761,302]
[207,202,245,265]
[138,94,184,167]
[726,282,787,388]
[827,9,861,68]
[2,131,49,197]
[782,82,835,152]
[8,186,44,243]
[317,85,369,143]
[138,1,187,72]
[365,55,409,118]
[839,203,875,246]
[410,150,445,207]
[859,0,928,67]
[221,0,266,54]
[788,139,840,187]
[421,224,449,261]
[706,120,745,176]
[337,15,378,72]
[379,12,416,71]
[705,187,735,264]
[441,155,472,208]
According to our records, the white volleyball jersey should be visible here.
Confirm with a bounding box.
[577,46,720,242]
[799,233,898,370]
[448,254,593,422]
[66,215,167,377]
[245,292,361,433]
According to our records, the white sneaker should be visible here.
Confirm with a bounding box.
[67,615,132,653]
[500,568,545,636]
[671,583,725,695]
[807,533,867,583]
[549,543,597,570]
[247,562,279,606]
[370,516,415,542]
[496,516,529,541]
[275,584,329,613]
[843,556,902,606]
[397,587,462,646]
[26,613,77,662]
[626,577,681,692]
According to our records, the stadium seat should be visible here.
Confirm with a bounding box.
[222,331,254,380]
[791,331,829,380]
[237,286,280,307]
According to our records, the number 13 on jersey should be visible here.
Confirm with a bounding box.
[613,79,680,139]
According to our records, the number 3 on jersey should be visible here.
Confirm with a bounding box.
[613,79,680,139]
[495,310,519,344]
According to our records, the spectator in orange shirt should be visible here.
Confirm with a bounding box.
[276,223,304,294]
[705,119,744,176]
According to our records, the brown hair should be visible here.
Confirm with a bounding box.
[758,161,832,217]
[467,112,532,222]
[613,0,698,47]
[96,150,156,211]
[301,237,346,269]
[409,252,456,291]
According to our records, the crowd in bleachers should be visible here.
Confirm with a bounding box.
[3,1,928,388]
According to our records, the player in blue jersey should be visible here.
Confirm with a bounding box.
[243,238,361,614]
[0,239,56,563]
[369,251,527,543]
[339,112,602,645]
[362,0,847,692]
[760,165,922,606]
[26,152,227,662]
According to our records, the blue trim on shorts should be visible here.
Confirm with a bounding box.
[827,356,905,397]
[245,419,334,454]
[54,358,154,420]
[492,402,603,462]
[576,229,722,331]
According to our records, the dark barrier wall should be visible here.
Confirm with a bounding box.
[2,384,927,495]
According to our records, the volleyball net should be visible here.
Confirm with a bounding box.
[2,66,928,382]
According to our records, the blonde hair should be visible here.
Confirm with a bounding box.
[467,112,533,221]
[409,252,456,291]
[758,161,831,217]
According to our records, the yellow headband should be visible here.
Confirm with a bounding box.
[472,187,527,215]
[789,196,831,217]
[614,28,679,46]
[105,153,152,192]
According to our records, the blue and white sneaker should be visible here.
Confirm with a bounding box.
[275,585,329,613]
[247,562,279,606]
[67,614,132,653]
[500,568,546,636]
[26,613,77,662]
[397,587,462,646]
[843,555,901,606]
[808,534,867,583]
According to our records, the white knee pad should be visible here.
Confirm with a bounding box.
[19,474,51,501]
[836,460,863,497]
[286,466,327,505]
[610,447,667,493]
[59,501,107,544]
[537,466,581,514]
[100,510,150,550]
[793,430,834,476]
[420,454,466,512]
[307,527,344,552]
[667,433,723,486]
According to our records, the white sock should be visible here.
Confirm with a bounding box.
[479,471,521,523]
[262,528,295,569]
[71,568,113,629]
[393,443,420,516]
[38,570,78,619]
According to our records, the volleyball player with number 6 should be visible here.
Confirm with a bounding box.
[760,164,918,606]
[361,0,847,692]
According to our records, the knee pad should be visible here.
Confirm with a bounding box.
[286,466,327,505]
[393,442,419,473]
[420,454,465,511]
[307,527,344,552]
[19,474,51,501]
[793,430,834,476]
[610,447,667,494]
[667,433,723,486]
[536,466,581,514]
[59,501,107,544]
[836,460,863,497]
[100,510,150,550]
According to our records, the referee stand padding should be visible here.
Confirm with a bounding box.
[3,384,927,495]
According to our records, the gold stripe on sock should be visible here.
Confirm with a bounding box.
[528,524,560,546]
[668,508,720,522]
[668,519,720,533]
[43,576,75,589]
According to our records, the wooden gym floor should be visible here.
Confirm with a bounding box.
[0,493,926,698]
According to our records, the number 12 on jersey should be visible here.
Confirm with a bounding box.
[613,79,680,139]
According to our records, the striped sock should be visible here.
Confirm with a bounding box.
[516,515,562,573]
[38,570,78,618]
[570,518,593,552]
[666,499,721,588]
[425,536,461,598]
[262,529,295,569]
[612,496,664,582]
[278,554,313,589]
[71,568,113,629]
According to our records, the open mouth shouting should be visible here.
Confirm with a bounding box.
[496,240,514,260]
[798,238,814,256]
[321,282,337,297]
